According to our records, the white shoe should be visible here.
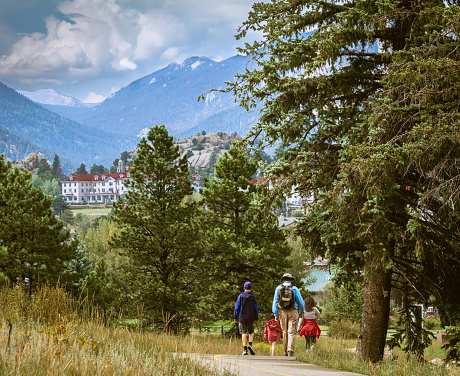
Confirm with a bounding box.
[310,346,315,350]
[306,349,309,353]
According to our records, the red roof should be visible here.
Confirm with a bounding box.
[62,166,133,182]
[249,177,265,184]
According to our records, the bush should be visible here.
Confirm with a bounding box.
[327,319,360,339]
[442,326,460,363]
[193,143,205,151]
[424,317,442,331]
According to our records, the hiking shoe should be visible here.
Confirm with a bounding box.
[248,345,255,355]
[242,349,248,355]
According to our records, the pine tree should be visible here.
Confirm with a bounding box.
[0,154,77,292]
[74,163,88,175]
[228,0,460,362]
[200,145,292,319]
[90,164,108,174]
[51,154,63,179]
[111,125,206,331]
[52,195,69,217]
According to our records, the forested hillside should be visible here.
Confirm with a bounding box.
[0,83,136,167]
[0,126,75,171]
[46,56,256,139]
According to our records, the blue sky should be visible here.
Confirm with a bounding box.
[0,0,258,102]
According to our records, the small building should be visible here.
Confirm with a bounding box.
[192,173,202,182]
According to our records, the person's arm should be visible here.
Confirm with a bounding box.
[314,306,321,318]
[294,287,305,314]
[234,295,241,323]
[272,285,280,318]
[254,296,258,322]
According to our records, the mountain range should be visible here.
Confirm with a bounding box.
[0,55,257,173]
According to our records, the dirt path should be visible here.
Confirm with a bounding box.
[189,354,364,376]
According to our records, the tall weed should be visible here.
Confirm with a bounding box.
[328,319,360,339]
[0,285,236,376]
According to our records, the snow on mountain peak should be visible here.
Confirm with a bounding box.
[18,88,84,107]
[191,60,202,70]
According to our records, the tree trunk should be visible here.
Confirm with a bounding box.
[356,254,392,362]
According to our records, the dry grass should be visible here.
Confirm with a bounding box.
[2,285,458,376]
[295,336,460,376]
[0,285,236,376]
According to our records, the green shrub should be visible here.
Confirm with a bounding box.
[327,319,360,339]
[424,317,442,331]
[442,326,460,363]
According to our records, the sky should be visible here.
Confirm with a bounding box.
[0,0,258,103]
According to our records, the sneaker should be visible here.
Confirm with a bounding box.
[287,352,294,357]
[310,345,315,350]
[284,352,288,356]
[248,345,255,355]
[242,349,248,355]
[305,349,309,353]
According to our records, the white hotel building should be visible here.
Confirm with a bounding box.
[61,159,133,203]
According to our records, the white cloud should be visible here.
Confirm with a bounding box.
[84,91,106,103]
[116,58,137,71]
[161,47,179,59]
[0,0,258,98]
[0,0,145,80]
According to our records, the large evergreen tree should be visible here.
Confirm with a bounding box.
[37,159,53,180]
[74,163,88,175]
[200,145,292,320]
[228,0,460,362]
[90,163,108,175]
[51,154,63,179]
[0,154,77,292]
[111,125,206,331]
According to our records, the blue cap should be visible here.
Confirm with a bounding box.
[244,281,252,290]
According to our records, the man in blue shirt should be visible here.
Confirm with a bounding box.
[272,273,305,356]
[234,281,258,355]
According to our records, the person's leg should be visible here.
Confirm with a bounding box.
[310,336,316,349]
[247,323,255,355]
[279,310,289,355]
[239,323,248,355]
[270,341,276,356]
[305,336,312,351]
[286,309,298,354]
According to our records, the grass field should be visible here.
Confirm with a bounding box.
[3,285,458,376]
[71,208,112,216]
